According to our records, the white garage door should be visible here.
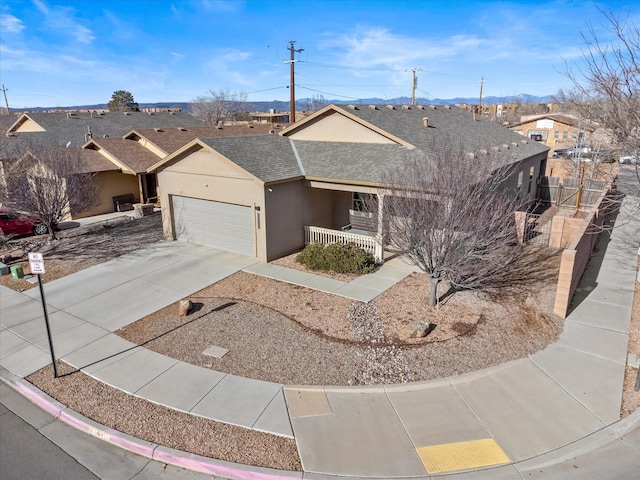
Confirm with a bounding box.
[172,196,254,256]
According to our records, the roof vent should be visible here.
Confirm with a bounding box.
[123,112,131,115]
[466,152,475,159]
[247,125,254,128]
[479,149,488,155]
[147,112,155,115]
[429,105,437,109]
[520,139,528,144]
[422,117,429,127]
[502,144,510,149]
[445,105,452,109]
[368,105,378,110]
[416,105,425,110]
[510,142,518,147]
[103,134,109,138]
[402,105,411,110]
[99,112,105,116]
[169,112,176,115]
[347,105,359,110]
[269,129,275,134]
[491,146,500,153]
[177,127,186,131]
[216,126,224,130]
[386,105,396,110]
[154,128,163,132]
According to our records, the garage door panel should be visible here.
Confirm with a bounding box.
[172,196,253,256]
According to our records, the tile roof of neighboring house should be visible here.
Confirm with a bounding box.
[6,111,206,147]
[129,124,279,155]
[199,134,302,183]
[85,137,161,174]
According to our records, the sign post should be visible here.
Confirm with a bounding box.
[29,252,58,378]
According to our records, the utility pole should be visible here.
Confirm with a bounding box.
[477,76,484,120]
[406,68,422,105]
[1,85,10,114]
[286,41,304,124]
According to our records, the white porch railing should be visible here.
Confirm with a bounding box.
[304,226,383,262]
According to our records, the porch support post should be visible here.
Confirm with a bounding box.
[376,193,384,262]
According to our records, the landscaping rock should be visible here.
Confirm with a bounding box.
[178,299,193,317]
[410,322,436,338]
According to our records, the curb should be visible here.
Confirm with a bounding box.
[1,372,303,480]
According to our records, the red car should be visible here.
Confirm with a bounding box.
[0,207,48,237]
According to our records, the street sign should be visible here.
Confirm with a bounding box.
[28,252,45,274]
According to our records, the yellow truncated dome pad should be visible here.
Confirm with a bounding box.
[416,438,510,474]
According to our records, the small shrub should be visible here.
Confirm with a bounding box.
[296,242,376,275]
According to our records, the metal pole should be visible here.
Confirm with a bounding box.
[289,41,296,124]
[37,274,58,378]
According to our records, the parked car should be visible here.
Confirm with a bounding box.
[0,207,48,237]
[552,145,593,157]
[618,154,638,164]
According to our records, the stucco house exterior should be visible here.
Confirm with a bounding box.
[0,111,208,218]
[149,104,549,262]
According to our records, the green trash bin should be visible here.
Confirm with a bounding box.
[10,265,24,280]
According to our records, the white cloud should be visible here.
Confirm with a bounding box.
[34,0,95,44]
[0,13,25,33]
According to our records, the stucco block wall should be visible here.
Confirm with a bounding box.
[553,191,609,318]
[549,216,588,249]
[72,171,138,218]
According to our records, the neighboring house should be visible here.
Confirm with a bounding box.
[4,111,206,147]
[149,104,548,262]
[81,124,279,215]
[509,114,593,149]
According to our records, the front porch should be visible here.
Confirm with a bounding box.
[303,225,384,262]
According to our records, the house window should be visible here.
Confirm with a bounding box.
[554,131,559,139]
[564,131,569,140]
[528,166,535,194]
[571,131,576,140]
[528,130,547,141]
[517,171,524,189]
[352,192,374,212]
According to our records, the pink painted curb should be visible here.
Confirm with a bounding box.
[8,378,303,480]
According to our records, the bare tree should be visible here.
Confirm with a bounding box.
[191,89,250,125]
[370,138,541,306]
[1,143,100,239]
[556,7,640,184]
[306,94,328,113]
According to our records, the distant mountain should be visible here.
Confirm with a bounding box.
[15,94,554,114]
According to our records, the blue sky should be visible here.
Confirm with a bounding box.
[0,0,638,108]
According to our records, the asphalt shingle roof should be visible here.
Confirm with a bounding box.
[131,124,279,155]
[7,111,206,147]
[336,104,548,161]
[86,137,161,174]
[199,134,302,183]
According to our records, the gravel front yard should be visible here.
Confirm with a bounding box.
[2,212,637,470]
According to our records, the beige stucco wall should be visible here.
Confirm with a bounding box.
[72,171,139,218]
[156,149,267,260]
[14,118,46,132]
[288,112,396,144]
[263,181,352,260]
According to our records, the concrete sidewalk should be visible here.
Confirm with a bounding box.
[1,196,640,479]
